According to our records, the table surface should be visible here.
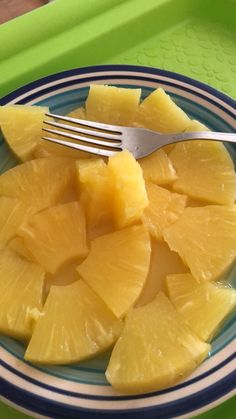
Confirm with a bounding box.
[0,0,48,24]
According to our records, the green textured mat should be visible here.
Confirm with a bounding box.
[0,0,235,417]
[0,0,235,99]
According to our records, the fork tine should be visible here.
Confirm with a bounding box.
[42,128,122,150]
[42,136,116,158]
[46,112,123,134]
[44,120,122,141]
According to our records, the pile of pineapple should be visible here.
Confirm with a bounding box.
[0,85,236,395]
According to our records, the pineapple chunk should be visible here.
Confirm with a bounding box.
[34,107,89,159]
[134,88,190,133]
[169,141,236,205]
[0,197,28,249]
[184,120,209,132]
[9,236,35,262]
[67,107,86,120]
[164,206,236,282]
[25,280,122,364]
[76,158,113,226]
[106,292,210,394]
[166,273,236,341]
[0,105,47,161]
[0,247,45,340]
[77,225,151,317]
[0,157,75,212]
[19,202,88,274]
[142,183,187,240]
[139,149,177,185]
[86,84,141,126]
[108,150,148,228]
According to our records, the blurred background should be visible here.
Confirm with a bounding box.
[0,0,48,24]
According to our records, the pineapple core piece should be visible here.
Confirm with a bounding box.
[164,206,236,282]
[166,273,236,341]
[0,247,45,340]
[76,158,113,226]
[77,225,151,318]
[25,280,122,364]
[108,150,148,228]
[106,292,210,394]
[19,201,88,274]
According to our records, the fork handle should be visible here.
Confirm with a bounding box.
[168,131,236,145]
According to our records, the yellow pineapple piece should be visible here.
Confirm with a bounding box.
[76,158,113,226]
[25,280,122,364]
[169,140,236,205]
[77,225,151,317]
[106,292,210,394]
[34,107,89,159]
[166,273,236,341]
[136,240,189,307]
[19,202,88,274]
[0,157,75,212]
[0,105,47,161]
[142,183,187,240]
[0,247,45,340]
[9,236,35,262]
[86,84,141,125]
[139,149,177,185]
[184,120,209,132]
[134,88,190,133]
[0,197,28,249]
[108,150,148,228]
[164,206,236,282]
[67,107,86,120]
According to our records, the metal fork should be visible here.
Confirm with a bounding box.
[42,113,236,159]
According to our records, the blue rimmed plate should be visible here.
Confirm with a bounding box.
[0,65,235,419]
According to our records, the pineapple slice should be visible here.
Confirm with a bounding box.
[108,150,148,228]
[77,225,151,317]
[164,206,236,282]
[25,280,122,364]
[166,273,236,341]
[0,247,45,340]
[34,107,89,159]
[0,157,75,211]
[76,158,113,226]
[169,140,236,205]
[134,88,190,133]
[86,84,141,126]
[9,236,35,262]
[106,292,210,394]
[0,105,47,161]
[19,202,88,274]
[0,197,28,249]
[139,149,177,185]
[136,240,189,307]
[142,183,187,240]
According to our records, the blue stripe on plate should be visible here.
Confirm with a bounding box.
[2,74,235,121]
[1,371,235,419]
[1,64,235,108]
[1,352,235,400]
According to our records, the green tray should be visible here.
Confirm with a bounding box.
[0,0,235,417]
